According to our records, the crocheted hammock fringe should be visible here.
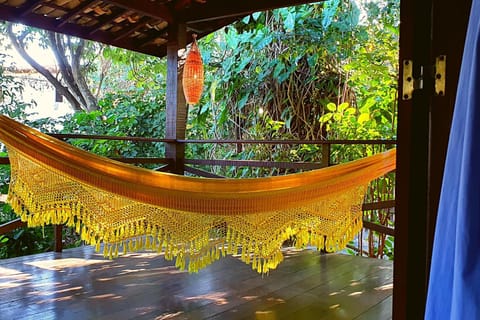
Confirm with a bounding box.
[0,115,396,274]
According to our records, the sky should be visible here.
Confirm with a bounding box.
[3,41,56,70]
[2,38,72,120]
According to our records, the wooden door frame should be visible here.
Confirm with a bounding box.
[393,0,472,318]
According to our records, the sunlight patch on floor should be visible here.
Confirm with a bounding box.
[119,252,165,259]
[349,280,362,286]
[255,310,277,320]
[266,297,285,303]
[375,283,393,291]
[89,293,123,300]
[0,266,32,288]
[36,294,78,304]
[29,285,83,296]
[0,265,26,276]
[25,258,111,270]
[182,291,228,305]
[118,268,147,276]
[329,290,345,296]
[155,311,184,319]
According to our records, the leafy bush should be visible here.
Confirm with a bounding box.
[59,90,166,163]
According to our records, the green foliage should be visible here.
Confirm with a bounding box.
[187,4,333,174]
[187,0,398,176]
[0,225,55,259]
[0,53,34,122]
[0,49,169,258]
[60,88,166,161]
[315,0,398,163]
[102,47,167,92]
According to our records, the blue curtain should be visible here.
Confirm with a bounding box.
[425,0,480,319]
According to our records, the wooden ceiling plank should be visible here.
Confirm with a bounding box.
[113,16,154,42]
[57,0,103,28]
[126,25,168,48]
[183,0,322,23]
[87,7,130,36]
[104,0,173,24]
[18,0,43,18]
[87,26,167,57]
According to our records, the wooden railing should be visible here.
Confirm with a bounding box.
[0,136,396,257]
[362,200,396,236]
[0,217,25,233]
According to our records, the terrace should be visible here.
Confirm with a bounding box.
[0,0,474,319]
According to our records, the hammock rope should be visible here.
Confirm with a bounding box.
[0,115,396,273]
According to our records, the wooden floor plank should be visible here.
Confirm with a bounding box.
[179,252,358,319]
[354,296,393,320]
[227,256,393,320]
[0,246,392,319]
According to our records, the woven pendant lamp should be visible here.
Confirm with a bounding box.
[182,34,204,105]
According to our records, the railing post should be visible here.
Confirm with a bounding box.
[322,143,331,167]
[54,224,63,252]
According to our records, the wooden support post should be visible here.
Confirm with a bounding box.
[165,22,188,175]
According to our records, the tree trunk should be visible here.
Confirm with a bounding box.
[6,22,98,112]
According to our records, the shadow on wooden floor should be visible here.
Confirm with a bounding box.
[0,246,392,320]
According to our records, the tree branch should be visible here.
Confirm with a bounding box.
[47,32,86,107]
[6,22,83,112]
[71,39,98,111]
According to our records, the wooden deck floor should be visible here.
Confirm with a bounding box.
[0,246,392,320]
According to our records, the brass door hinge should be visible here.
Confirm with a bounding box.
[402,60,421,100]
[435,55,446,96]
[401,55,446,100]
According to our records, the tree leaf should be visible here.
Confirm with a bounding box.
[13,229,24,240]
[284,11,296,31]
[358,113,370,124]
[326,102,337,112]
[338,102,349,112]
[322,0,340,29]
[273,61,285,80]
[238,93,250,110]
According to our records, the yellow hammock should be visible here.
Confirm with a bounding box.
[0,115,396,274]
